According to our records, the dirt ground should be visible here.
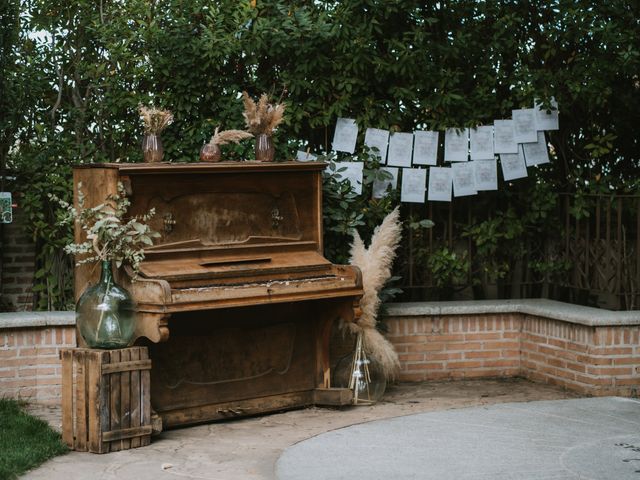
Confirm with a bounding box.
[25,378,581,480]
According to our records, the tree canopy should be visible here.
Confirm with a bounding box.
[1,0,639,309]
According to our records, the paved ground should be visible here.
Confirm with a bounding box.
[277,396,640,480]
[24,378,580,480]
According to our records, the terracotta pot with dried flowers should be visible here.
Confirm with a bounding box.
[200,127,253,162]
[139,104,174,163]
[242,91,285,162]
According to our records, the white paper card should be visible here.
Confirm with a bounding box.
[470,126,494,160]
[387,132,414,167]
[296,150,317,162]
[452,162,477,197]
[444,128,469,162]
[427,167,453,202]
[0,192,12,223]
[523,131,550,166]
[335,162,364,194]
[500,146,528,181]
[372,167,399,199]
[400,168,426,203]
[535,98,559,131]
[512,108,538,143]
[413,130,439,166]
[364,128,389,163]
[472,160,498,191]
[494,119,518,154]
[332,118,358,154]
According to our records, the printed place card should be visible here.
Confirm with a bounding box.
[400,168,426,203]
[444,128,469,162]
[522,131,550,166]
[413,130,439,166]
[535,98,559,131]
[473,159,498,191]
[512,108,538,144]
[0,192,12,223]
[372,167,399,199]
[387,132,414,167]
[452,162,477,197]
[364,128,390,163]
[493,119,518,154]
[470,126,495,160]
[427,167,453,202]
[332,118,358,154]
[296,150,318,162]
[335,161,364,194]
[500,146,528,181]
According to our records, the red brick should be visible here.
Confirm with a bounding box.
[464,333,502,341]
[398,353,425,362]
[405,362,445,370]
[483,341,519,350]
[446,342,482,351]
[446,360,483,370]
[426,352,463,361]
[464,350,502,359]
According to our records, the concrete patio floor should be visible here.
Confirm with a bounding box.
[24,378,584,480]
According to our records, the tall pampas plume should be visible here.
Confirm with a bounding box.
[347,206,402,380]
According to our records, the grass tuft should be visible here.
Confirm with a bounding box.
[0,398,68,480]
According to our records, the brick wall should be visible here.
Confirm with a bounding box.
[0,324,76,404]
[521,316,640,396]
[385,308,640,397]
[387,314,521,382]
[1,207,36,311]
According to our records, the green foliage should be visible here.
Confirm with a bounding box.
[0,399,68,480]
[322,150,398,264]
[2,0,639,308]
[426,247,470,289]
[53,182,161,274]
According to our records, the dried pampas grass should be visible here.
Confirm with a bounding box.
[347,206,402,380]
[138,104,173,134]
[242,91,285,135]
[210,127,253,146]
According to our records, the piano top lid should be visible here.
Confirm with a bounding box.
[73,161,327,175]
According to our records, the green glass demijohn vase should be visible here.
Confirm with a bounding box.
[76,260,136,349]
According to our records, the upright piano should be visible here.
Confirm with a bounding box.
[73,162,362,427]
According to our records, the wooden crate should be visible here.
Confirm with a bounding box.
[60,347,152,453]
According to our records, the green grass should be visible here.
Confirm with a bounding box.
[0,398,68,480]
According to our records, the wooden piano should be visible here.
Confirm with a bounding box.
[73,162,362,428]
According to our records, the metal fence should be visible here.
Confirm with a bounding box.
[395,193,640,310]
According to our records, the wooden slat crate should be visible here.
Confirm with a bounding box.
[60,347,152,453]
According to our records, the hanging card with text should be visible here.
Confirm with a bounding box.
[413,130,439,166]
[400,168,426,203]
[387,132,414,167]
[364,128,390,163]
[372,167,399,199]
[332,118,358,154]
[444,128,469,162]
[470,126,495,160]
[452,162,477,197]
[500,146,528,181]
[472,160,498,191]
[522,131,550,166]
[427,167,453,202]
[335,162,364,194]
[0,192,12,223]
[296,150,318,162]
[512,108,538,143]
[535,98,559,131]
[493,119,518,154]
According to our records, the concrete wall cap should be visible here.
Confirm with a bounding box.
[383,299,640,327]
[0,311,75,329]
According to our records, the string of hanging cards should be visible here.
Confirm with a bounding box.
[300,100,558,203]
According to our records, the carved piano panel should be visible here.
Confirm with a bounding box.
[73,162,362,427]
